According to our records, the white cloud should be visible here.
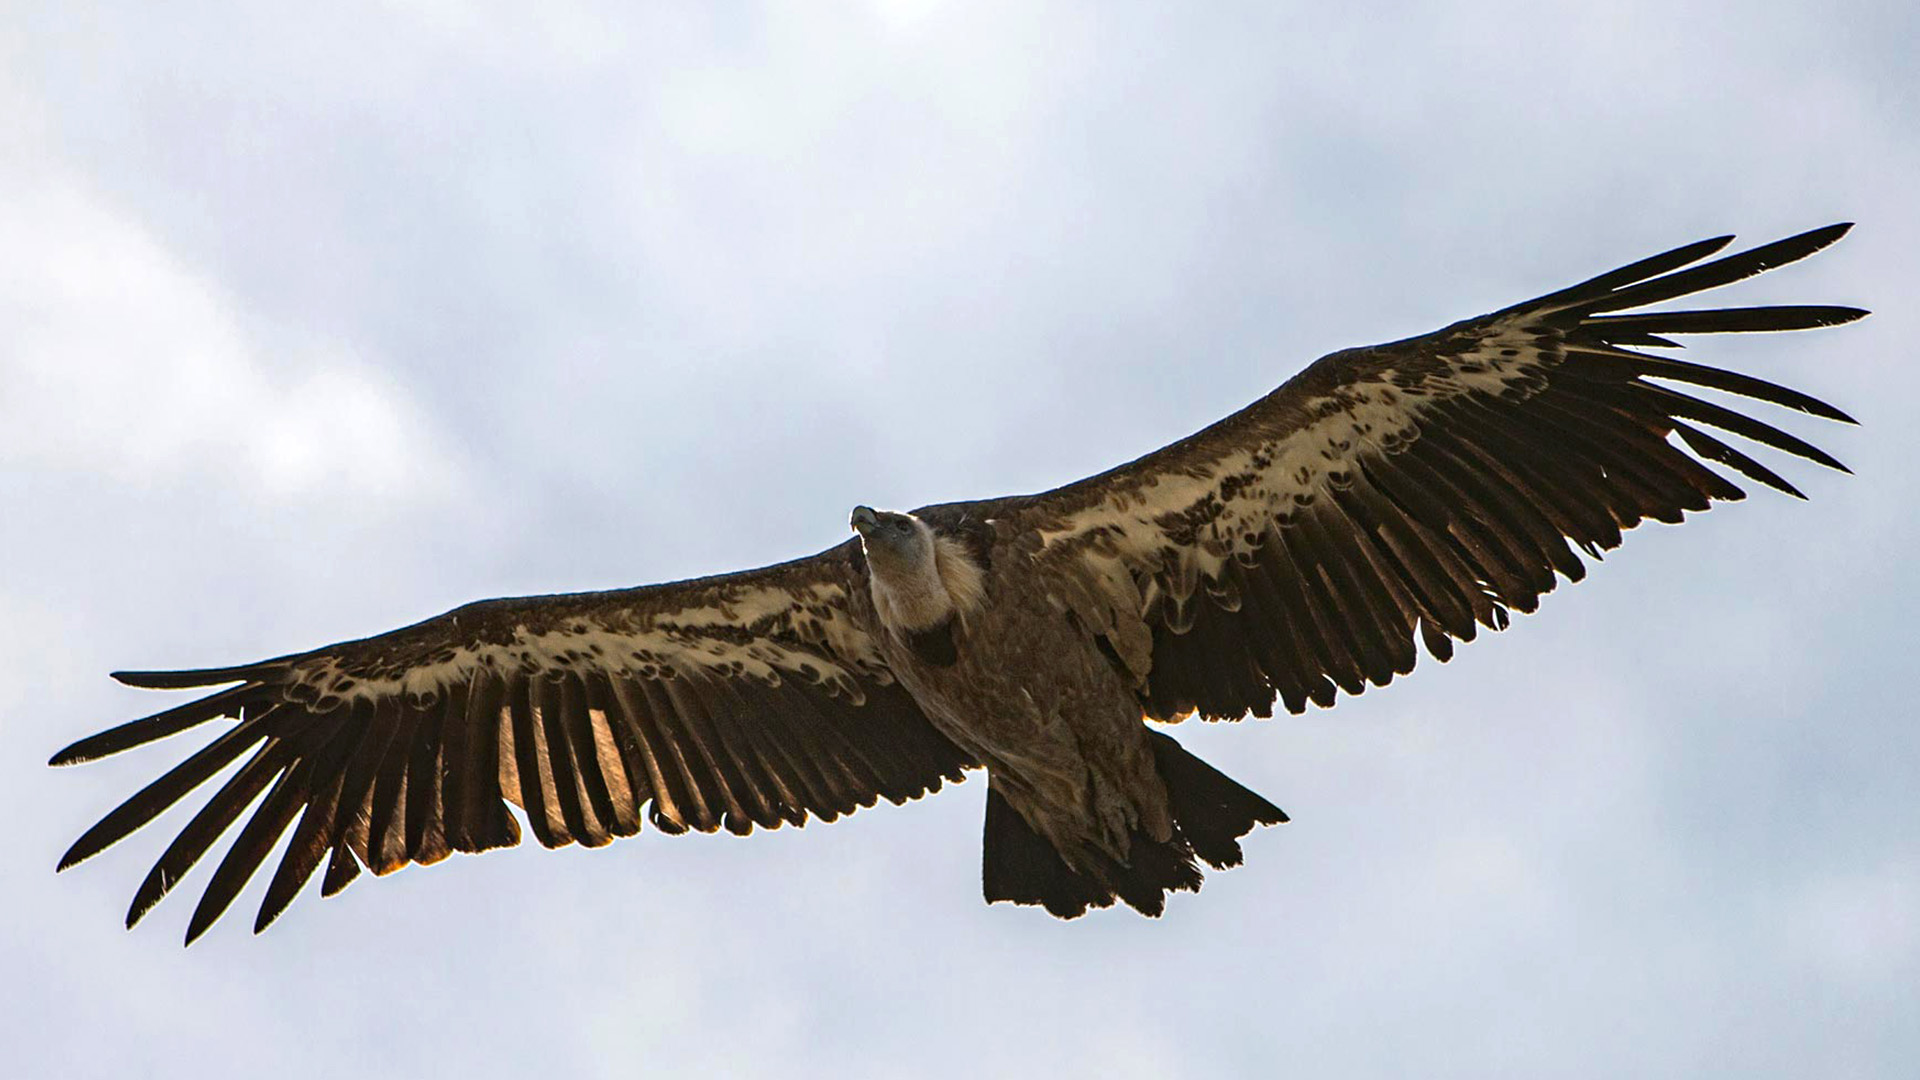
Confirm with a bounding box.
[1,165,467,508]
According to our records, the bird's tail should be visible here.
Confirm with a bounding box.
[980,731,1286,918]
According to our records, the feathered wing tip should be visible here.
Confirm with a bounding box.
[1583,304,1869,345]
[54,704,288,873]
[1526,222,1856,316]
[1540,223,1865,491]
[111,663,282,690]
[50,659,295,766]
[48,684,265,767]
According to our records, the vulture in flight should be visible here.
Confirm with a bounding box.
[53,224,1864,943]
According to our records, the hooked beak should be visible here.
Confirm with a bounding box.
[850,505,878,535]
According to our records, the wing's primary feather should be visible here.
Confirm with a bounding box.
[938,224,1861,724]
[53,542,973,943]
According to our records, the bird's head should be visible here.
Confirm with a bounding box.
[850,505,934,571]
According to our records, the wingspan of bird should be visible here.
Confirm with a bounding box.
[52,223,1864,940]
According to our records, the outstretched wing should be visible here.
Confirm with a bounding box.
[53,542,972,943]
[955,224,1862,722]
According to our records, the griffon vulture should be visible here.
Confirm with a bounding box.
[52,224,1863,942]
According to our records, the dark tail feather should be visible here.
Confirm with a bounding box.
[1148,730,1288,870]
[981,786,1113,918]
[980,733,1285,919]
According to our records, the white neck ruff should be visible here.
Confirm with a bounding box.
[871,531,985,634]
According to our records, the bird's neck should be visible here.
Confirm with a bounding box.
[870,535,985,635]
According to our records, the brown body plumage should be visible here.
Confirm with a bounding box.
[52,225,1863,940]
[854,507,1270,916]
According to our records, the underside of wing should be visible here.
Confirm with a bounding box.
[52,542,973,943]
[963,224,1862,722]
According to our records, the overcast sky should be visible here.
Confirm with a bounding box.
[5,3,1918,1077]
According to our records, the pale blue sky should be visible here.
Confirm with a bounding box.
[5,3,1917,1077]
